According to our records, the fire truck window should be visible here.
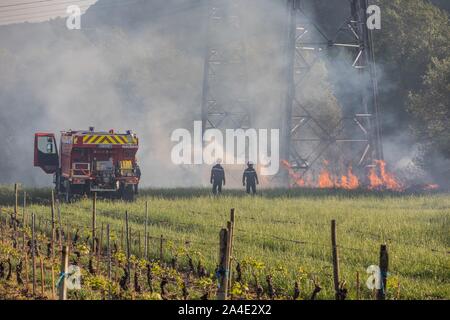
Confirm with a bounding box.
[73,148,86,157]
[37,136,56,154]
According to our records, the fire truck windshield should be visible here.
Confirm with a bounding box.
[37,136,56,154]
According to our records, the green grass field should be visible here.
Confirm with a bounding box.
[0,186,449,300]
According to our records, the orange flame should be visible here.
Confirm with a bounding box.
[281,160,305,187]
[282,159,405,191]
[369,160,403,191]
[318,168,334,188]
[282,160,360,189]
[318,161,360,189]
[340,167,359,190]
[368,167,383,190]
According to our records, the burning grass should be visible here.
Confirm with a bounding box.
[281,160,436,192]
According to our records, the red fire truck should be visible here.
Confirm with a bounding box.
[34,127,141,201]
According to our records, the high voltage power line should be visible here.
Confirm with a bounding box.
[0,0,94,13]
[0,0,67,8]
[0,0,97,25]
[0,0,141,25]
[0,0,155,23]
[0,0,204,25]
[0,3,91,19]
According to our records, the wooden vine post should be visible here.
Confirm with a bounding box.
[146,233,150,261]
[13,183,18,228]
[59,245,69,300]
[160,234,164,262]
[129,227,133,256]
[107,224,111,281]
[57,198,63,250]
[227,209,235,292]
[22,191,27,250]
[377,244,389,300]
[125,211,131,286]
[99,223,104,254]
[356,271,360,300]
[138,230,141,257]
[51,189,56,258]
[106,224,112,299]
[31,212,36,297]
[216,227,230,300]
[144,201,148,259]
[120,224,124,251]
[12,183,18,247]
[24,252,29,287]
[92,192,97,255]
[97,223,104,273]
[40,257,45,296]
[331,219,341,300]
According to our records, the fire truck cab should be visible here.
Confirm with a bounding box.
[34,127,141,201]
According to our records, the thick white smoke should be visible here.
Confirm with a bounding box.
[0,0,288,187]
[1,0,439,188]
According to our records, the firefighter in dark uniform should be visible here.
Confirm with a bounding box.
[210,159,225,195]
[134,164,141,194]
[243,161,259,195]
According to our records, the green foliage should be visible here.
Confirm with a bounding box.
[0,242,20,261]
[376,0,450,91]
[230,282,250,299]
[408,57,450,153]
[194,277,213,291]
[408,57,450,183]
[371,0,450,182]
[76,244,90,256]
[84,273,109,292]
[113,251,126,266]
[141,292,163,300]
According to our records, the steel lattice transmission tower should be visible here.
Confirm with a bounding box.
[281,0,383,185]
[201,0,251,133]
